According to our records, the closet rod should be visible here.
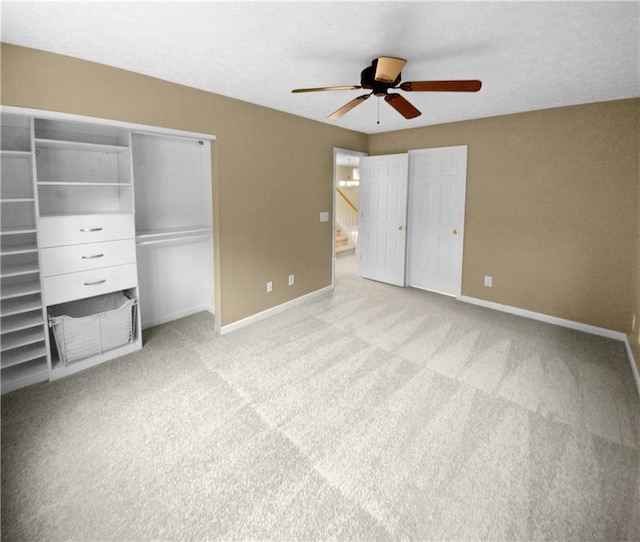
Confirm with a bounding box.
[135,233,211,247]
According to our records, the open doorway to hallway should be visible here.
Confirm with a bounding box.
[333,148,367,286]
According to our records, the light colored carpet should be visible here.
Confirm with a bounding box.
[2,254,639,541]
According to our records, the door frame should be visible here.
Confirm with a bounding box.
[332,147,367,288]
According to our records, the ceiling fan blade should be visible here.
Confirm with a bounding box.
[374,56,407,83]
[328,93,371,120]
[292,85,362,93]
[399,80,482,92]
[384,94,421,119]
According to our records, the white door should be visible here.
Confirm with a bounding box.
[408,146,467,296]
[358,154,409,286]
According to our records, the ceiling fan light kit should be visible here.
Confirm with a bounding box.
[292,56,482,122]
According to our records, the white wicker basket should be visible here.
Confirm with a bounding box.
[49,291,137,365]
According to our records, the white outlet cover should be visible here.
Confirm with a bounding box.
[266,281,272,292]
[484,276,493,287]
[288,274,295,286]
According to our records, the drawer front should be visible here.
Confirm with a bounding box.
[38,215,135,247]
[41,240,136,277]
[43,263,138,306]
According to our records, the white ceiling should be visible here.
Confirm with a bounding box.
[2,1,639,135]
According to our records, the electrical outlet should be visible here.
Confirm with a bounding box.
[633,314,637,333]
[484,275,493,287]
[288,274,295,286]
[266,281,272,293]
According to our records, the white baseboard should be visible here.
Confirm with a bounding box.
[623,336,640,398]
[459,295,640,398]
[458,296,626,340]
[220,286,333,335]
[141,305,214,330]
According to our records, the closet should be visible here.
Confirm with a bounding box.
[132,133,213,328]
[0,107,215,393]
[358,146,467,296]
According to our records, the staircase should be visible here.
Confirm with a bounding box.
[336,228,356,255]
[335,187,358,256]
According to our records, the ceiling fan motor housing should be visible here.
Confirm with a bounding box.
[361,62,401,96]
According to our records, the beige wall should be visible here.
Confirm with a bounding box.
[2,44,638,346]
[1,44,367,326]
[370,99,640,334]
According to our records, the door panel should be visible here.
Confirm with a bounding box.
[408,146,467,296]
[358,154,408,287]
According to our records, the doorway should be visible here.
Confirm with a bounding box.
[332,148,367,287]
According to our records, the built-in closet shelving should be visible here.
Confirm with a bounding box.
[33,119,141,379]
[1,107,215,393]
[0,115,50,393]
[35,119,133,217]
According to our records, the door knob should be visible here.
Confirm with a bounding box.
[398,225,404,231]
[453,228,459,235]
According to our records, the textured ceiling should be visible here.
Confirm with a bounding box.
[2,1,639,134]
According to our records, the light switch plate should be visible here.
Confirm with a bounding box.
[319,211,329,222]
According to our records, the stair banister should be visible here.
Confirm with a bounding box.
[336,187,358,248]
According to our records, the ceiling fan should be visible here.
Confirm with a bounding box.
[292,56,482,120]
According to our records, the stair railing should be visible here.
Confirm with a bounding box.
[336,187,358,247]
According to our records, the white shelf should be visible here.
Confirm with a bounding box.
[0,244,38,256]
[0,262,40,278]
[1,343,47,369]
[39,212,133,219]
[1,311,44,334]
[0,150,31,157]
[1,358,49,393]
[1,328,45,352]
[0,198,35,203]
[1,280,41,300]
[1,295,42,317]
[35,138,129,153]
[0,227,37,236]
[38,181,131,187]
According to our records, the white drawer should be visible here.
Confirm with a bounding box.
[38,214,135,247]
[44,263,138,306]
[41,239,136,277]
